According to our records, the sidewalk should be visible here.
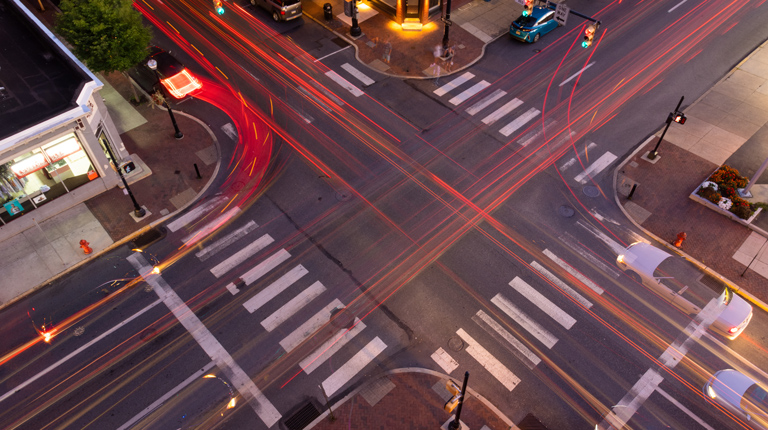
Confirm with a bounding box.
[615,40,768,310]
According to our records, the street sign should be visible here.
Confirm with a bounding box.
[555,3,569,26]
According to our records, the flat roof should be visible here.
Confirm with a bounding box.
[0,0,91,144]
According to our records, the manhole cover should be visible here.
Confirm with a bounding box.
[583,186,600,197]
[330,307,355,329]
[336,189,351,201]
[558,205,575,218]
[448,336,464,352]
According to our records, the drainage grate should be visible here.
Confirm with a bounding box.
[130,227,167,250]
[282,400,321,430]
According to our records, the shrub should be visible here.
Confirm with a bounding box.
[709,165,748,189]
[697,185,722,204]
[730,195,754,219]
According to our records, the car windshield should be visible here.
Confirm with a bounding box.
[282,0,300,5]
[514,15,537,27]
[743,384,768,419]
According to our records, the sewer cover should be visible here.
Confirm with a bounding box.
[558,205,575,218]
[583,186,600,197]
[448,336,464,352]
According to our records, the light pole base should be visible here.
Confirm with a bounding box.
[641,151,661,164]
[737,188,753,198]
[350,26,362,37]
[441,416,468,430]
[129,206,151,221]
[174,131,184,140]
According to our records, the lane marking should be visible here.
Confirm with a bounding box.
[261,281,326,331]
[499,108,540,137]
[449,80,490,105]
[465,89,507,116]
[668,0,687,13]
[341,63,375,86]
[509,277,576,329]
[575,220,626,256]
[210,234,274,278]
[574,151,617,184]
[656,387,717,430]
[473,310,540,369]
[322,337,387,396]
[313,44,351,62]
[530,261,593,309]
[195,220,258,262]
[602,369,664,429]
[492,294,558,349]
[325,70,364,97]
[167,196,227,232]
[517,117,556,147]
[240,248,291,286]
[243,265,309,314]
[558,232,621,279]
[543,249,604,295]
[434,72,474,97]
[558,142,597,171]
[127,253,280,427]
[182,207,242,247]
[279,299,344,353]
[117,361,216,430]
[559,62,595,87]
[300,85,334,112]
[456,328,520,391]
[300,319,366,374]
[431,347,460,374]
[0,299,163,404]
[481,98,523,125]
[309,81,345,106]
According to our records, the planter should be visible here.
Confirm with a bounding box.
[690,181,764,232]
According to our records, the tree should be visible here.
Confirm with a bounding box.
[55,0,152,74]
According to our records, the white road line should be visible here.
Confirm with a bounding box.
[603,369,664,430]
[450,81,490,105]
[431,347,460,374]
[196,220,258,262]
[576,220,626,256]
[300,319,366,374]
[499,108,540,137]
[341,63,375,86]
[242,265,309,314]
[182,207,242,246]
[0,298,163,404]
[668,0,687,13]
[656,388,717,430]
[241,248,291,286]
[127,253,281,427]
[456,328,520,391]
[322,337,387,396]
[466,89,507,116]
[167,196,228,232]
[117,361,216,430]
[558,142,597,171]
[481,98,522,125]
[509,277,576,329]
[530,261,593,309]
[543,249,604,295]
[558,232,621,279]
[473,310,540,369]
[261,281,326,331]
[434,72,474,97]
[308,81,345,106]
[589,209,621,226]
[517,118,563,147]
[491,294,558,349]
[574,151,617,184]
[325,70,364,97]
[559,62,595,87]
[226,283,240,295]
[210,234,274,278]
[280,299,344,353]
[314,45,352,62]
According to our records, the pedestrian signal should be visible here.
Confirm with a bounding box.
[673,112,686,124]
[582,24,596,48]
[444,380,461,413]
[213,0,224,14]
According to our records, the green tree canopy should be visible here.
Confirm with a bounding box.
[55,0,152,73]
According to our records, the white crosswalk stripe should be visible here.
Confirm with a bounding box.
[508,277,576,329]
[530,261,593,309]
[576,220,626,256]
[449,81,490,105]
[325,70,364,97]
[322,337,387,396]
[473,310,540,369]
[491,294,558,349]
[574,151,617,184]
[434,72,474,96]
[240,249,291,286]
[456,328,520,391]
[558,232,621,279]
[261,281,326,331]
[466,89,507,116]
[243,264,308,314]
[481,98,522,125]
[542,249,604,295]
[558,142,597,171]
[280,299,344,353]
[431,347,460,374]
[499,108,540,137]
[517,117,556,147]
[196,220,259,262]
[341,63,375,86]
[300,319,366,374]
[167,196,228,232]
[181,207,241,246]
[210,234,274,278]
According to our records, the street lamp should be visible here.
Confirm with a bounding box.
[147,59,184,140]
[647,96,685,160]
[102,141,145,218]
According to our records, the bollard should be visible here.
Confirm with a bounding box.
[194,163,201,179]
[79,239,93,254]
[673,232,686,248]
[323,3,332,20]
[627,183,638,200]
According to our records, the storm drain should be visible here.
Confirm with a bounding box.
[130,227,166,250]
[282,400,321,430]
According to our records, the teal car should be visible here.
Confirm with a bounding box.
[510,6,559,43]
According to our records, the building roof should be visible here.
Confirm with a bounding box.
[0,0,94,147]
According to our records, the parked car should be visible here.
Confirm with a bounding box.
[705,369,768,429]
[250,0,302,22]
[510,6,560,43]
[616,242,752,340]
[128,46,202,100]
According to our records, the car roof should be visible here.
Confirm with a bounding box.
[622,242,671,276]
[530,5,553,20]
[147,46,185,79]
[712,369,758,407]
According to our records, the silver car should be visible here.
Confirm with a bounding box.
[705,369,768,429]
[616,242,752,339]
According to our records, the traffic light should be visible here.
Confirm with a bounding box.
[673,112,686,124]
[582,24,595,48]
[444,380,461,413]
[522,0,533,17]
[213,0,224,14]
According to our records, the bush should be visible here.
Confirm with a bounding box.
[697,185,722,204]
[730,195,754,219]
[709,165,748,189]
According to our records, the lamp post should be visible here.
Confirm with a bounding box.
[103,141,145,218]
[350,1,361,37]
[647,96,684,160]
[441,0,452,54]
[448,371,469,430]
[147,59,184,140]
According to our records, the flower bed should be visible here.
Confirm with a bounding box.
[695,165,757,220]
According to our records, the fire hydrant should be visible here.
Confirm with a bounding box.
[673,232,687,248]
[79,239,92,254]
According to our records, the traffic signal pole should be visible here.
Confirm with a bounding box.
[448,372,469,430]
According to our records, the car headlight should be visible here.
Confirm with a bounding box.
[617,255,625,264]
[707,385,717,399]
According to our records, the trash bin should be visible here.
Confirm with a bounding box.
[323,3,333,20]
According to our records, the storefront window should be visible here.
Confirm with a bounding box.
[0,133,98,224]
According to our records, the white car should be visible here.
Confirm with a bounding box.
[616,242,752,339]
[705,369,768,429]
